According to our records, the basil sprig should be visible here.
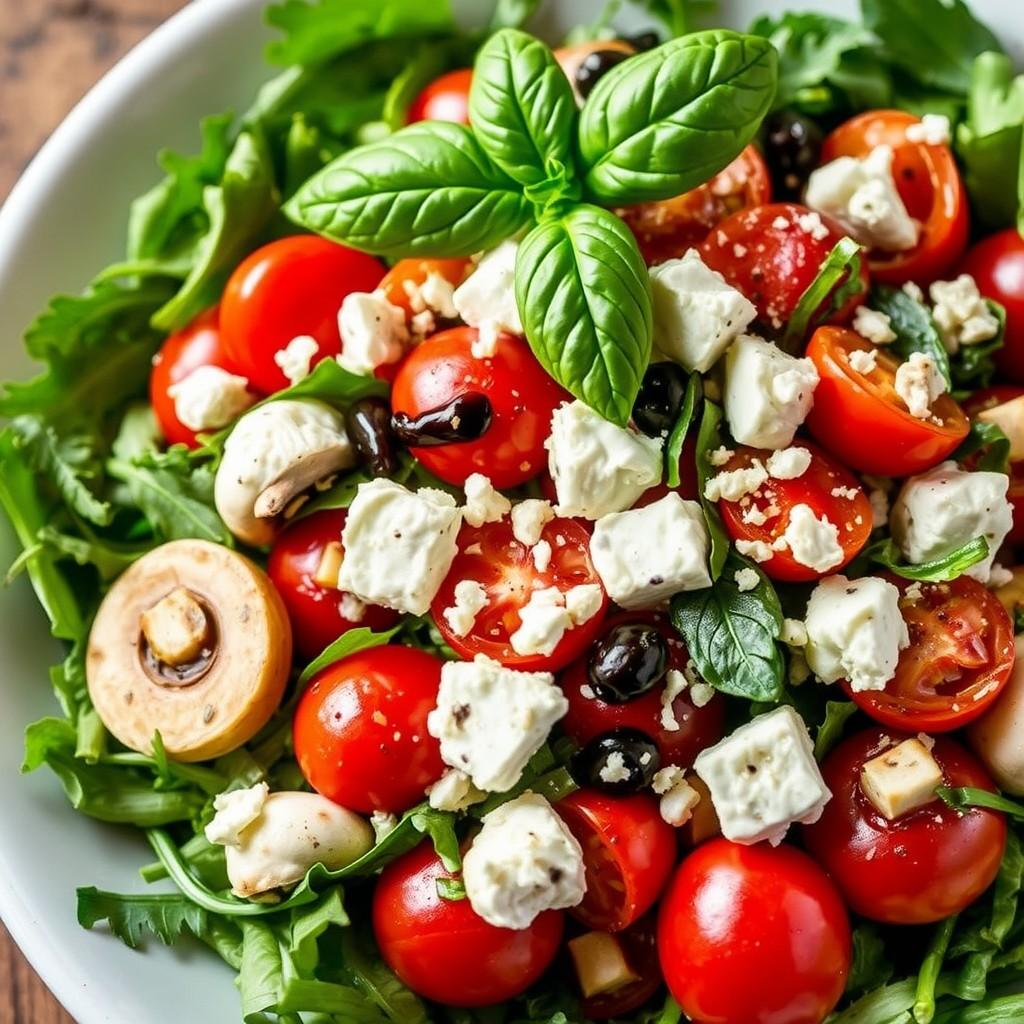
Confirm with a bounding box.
[782,236,863,350]
[288,27,778,424]
[864,535,990,582]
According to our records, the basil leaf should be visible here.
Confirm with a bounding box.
[670,552,785,703]
[286,121,533,258]
[299,625,402,686]
[577,30,778,205]
[666,373,701,488]
[489,0,542,30]
[692,399,730,580]
[953,420,1011,475]
[869,283,952,388]
[814,700,858,761]
[783,237,864,350]
[951,299,1005,392]
[864,535,989,582]
[470,29,577,190]
[515,204,652,426]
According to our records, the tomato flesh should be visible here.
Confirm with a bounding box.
[406,68,473,125]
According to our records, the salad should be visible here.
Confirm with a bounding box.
[5,0,1024,1021]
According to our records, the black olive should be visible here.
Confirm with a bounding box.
[588,623,668,704]
[345,397,397,477]
[390,393,492,447]
[632,362,689,438]
[575,728,661,795]
[575,49,630,99]
[762,110,824,200]
[626,31,660,52]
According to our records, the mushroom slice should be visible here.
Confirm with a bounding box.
[214,399,354,546]
[86,539,292,762]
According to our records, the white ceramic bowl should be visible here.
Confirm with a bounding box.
[0,1,1020,1021]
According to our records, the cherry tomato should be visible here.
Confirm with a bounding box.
[293,646,444,814]
[658,838,850,1024]
[821,110,969,285]
[391,327,569,488]
[149,307,250,448]
[845,575,1014,733]
[717,443,871,582]
[557,789,676,933]
[406,69,473,125]
[378,257,472,320]
[267,509,399,661]
[960,228,1024,382]
[579,914,664,1020]
[618,146,772,265]
[805,326,969,476]
[220,235,385,395]
[373,840,563,1006]
[431,516,607,673]
[561,614,725,769]
[804,729,1007,924]
[700,202,869,331]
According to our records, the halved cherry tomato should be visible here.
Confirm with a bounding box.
[560,613,725,769]
[220,235,385,395]
[578,914,664,1020]
[267,509,400,660]
[821,110,969,285]
[378,257,472,320]
[618,146,772,265]
[406,68,473,125]
[391,327,569,488]
[658,838,850,1024]
[716,443,872,582]
[805,326,969,475]
[373,840,564,1006]
[557,789,676,933]
[804,729,1006,924]
[432,516,607,672]
[844,575,1014,733]
[700,202,869,330]
[293,646,444,814]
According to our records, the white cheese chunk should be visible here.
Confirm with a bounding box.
[546,401,663,519]
[848,348,878,374]
[565,584,604,626]
[204,782,270,848]
[413,271,459,319]
[905,114,951,146]
[853,306,896,345]
[703,459,768,503]
[804,575,909,693]
[652,767,702,826]
[167,364,254,433]
[337,291,410,376]
[649,249,757,372]
[724,335,819,449]
[694,706,832,846]
[734,567,759,592]
[777,504,845,574]
[442,579,489,638]
[339,479,462,614]
[894,351,946,420]
[273,334,319,385]
[453,241,523,357]
[568,932,640,999]
[766,446,811,480]
[427,768,485,812]
[929,274,1000,355]
[463,473,512,527]
[339,593,366,622]
[860,738,943,820]
[427,656,568,792]
[463,793,586,929]
[890,461,1012,583]
[511,499,555,547]
[510,586,572,656]
[736,538,773,563]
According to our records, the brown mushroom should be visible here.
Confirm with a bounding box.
[86,539,293,762]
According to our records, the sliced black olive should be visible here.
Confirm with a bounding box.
[575,728,661,795]
[762,110,824,201]
[632,362,689,438]
[575,49,630,99]
[390,393,492,447]
[626,31,660,52]
[345,397,398,477]
[588,623,668,704]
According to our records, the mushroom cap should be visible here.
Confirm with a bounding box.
[86,539,292,762]
[214,399,354,546]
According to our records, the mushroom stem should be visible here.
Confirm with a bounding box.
[140,587,210,666]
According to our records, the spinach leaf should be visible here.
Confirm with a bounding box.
[515,204,651,426]
[577,30,777,205]
[691,399,730,580]
[666,373,701,488]
[952,420,1011,474]
[864,535,989,582]
[287,121,533,258]
[783,237,864,350]
[670,553,785,702]
[470,29,578,193]
[869,283,952,388]
[77,888,208,949]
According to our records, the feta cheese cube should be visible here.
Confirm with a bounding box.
[442,579,489,637]
[546,401,663,519]
[777,504,845,574]
[274,335,320,385]
[929,274,1000,354]
[590,493,711,609]
[339,479,462,614]
[724,335,819,450]
[853,306,896,345]
[649,250,757,372]
[453,240,523,357]
[804,575,909,693]
[167,365,254,432]
[766,446,811,480]
[890,462,1012,583]
[463,473,511,527]
[427,656,568,792]
[894,351,946,420]
[511,499,555,546]
[694,706,832,845]
[510,586,571,656]
[427,768,485,812]
[337,291,410,376]
[859,737,943,820]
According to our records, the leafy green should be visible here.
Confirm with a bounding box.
[847,924,895,997]
[489,0,542,31]
[783,237,864,350]
[410,807,462,872]
[340,929,430,1023]
[869,283,952,389]
[77,888,208,949]
[640,0,715,37]
[914,915,957,1024]
[692,399,730,580]
[952,420,1011,474]
[814,700,858,761]
[666,373,701,488]
[864,535,989,582]
[937,786,1024,819]
[299,625,402,686]
[951,300,1006,392]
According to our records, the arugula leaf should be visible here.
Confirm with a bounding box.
[8,525,146,584]
[670,553,785,703]
[410,807,461,872]
[864,535,989,582]
[290,887,348,973]
[299,625,402,685]
[692,399,730,580]
[846,924,895,997]
[77,888,207,949]
[515,204,652,426]
[340,929,430,1024]
[952,420,1011,475]
[666,373,701,488]
[869,283,952,388]
[783,237,864,350]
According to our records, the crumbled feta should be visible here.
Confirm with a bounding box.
[736,538,773,563]
[778,504,845,574]
[532,540,553,572]
[853,306,897,344]
[989,562,1015,589]
[417,271,459,319]
[848,348,878,374]
[205,782,270,847]
[709,445,735,467]
[443,579,490,637]
[766,446,811,480]
[370,811,398,843]
[905,114,951,146]
[894,352,946,420]
[796,210,830,241]
[565,584,604,626]
[704,459,768,503]
[274,335,319,385]
[780,618,808,647]
[510,586,572,656]
[453,240,523,357]
[167,365,254,432]
[652,767,701,826]
[690,681,715,708]
[463,474,511,527]
[511,499,555,547]
[599,751,632,784]
[337,291,410,375]
[929,275,1000,354]
[339,593,366,622]
[860,737,943,820]
[734,567,760,592]
[660,668,689,731]
[428,768,485,812]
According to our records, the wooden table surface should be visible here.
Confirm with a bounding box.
[0,5,188,1020]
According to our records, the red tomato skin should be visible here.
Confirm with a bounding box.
[391,327,570,488]
[220,235,385,395]
[658,838,851,1024]
[960,229,1024,383]
[293,646,444,814]
[804,730,1007,925]
[406,69,473,125]
[558,790,677,933]
[373,841,564,1006]
[267,509,399,660]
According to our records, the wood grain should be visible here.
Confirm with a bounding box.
[0,6,188,1019]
